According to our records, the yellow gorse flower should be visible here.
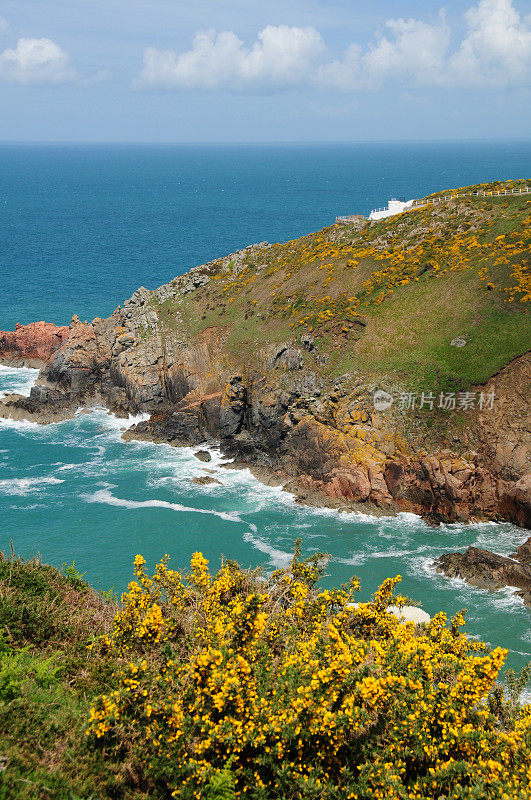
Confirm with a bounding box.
[87,550,531,800]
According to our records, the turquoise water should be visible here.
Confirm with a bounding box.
[1,365,529,674]
[1,143,530,675]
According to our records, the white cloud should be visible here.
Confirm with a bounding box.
[362,14,450,85]
[135,24,325,90]
[320,0,530,90]
[134,0,530,93]
[318,14,450,90]
[0,37,76,85]
[448,0,531,86]
[317,44,363,91]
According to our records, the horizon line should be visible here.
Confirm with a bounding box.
[0,137,530,146]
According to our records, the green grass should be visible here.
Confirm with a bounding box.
[352,267,530,389]
[137,181,529,413]
[0,554,152,800]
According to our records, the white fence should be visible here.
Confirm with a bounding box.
[409,185,531,209]
[336,185,531,224]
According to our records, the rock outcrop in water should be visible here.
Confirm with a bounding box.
[0,321,69,367]
[435,537,531,605]
[1,182,529,528]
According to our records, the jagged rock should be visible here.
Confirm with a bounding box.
[153,281,178,304]
[500,476,531,528]
[191,476,222,486]
[0,389,78,424]
[220,377,247,438]
[1,230,528,529]
[435,546,531,606]
[260,344,304,372]
[194,450,212,463]
[324,467,371,502]
[123,410,206,447]
[512,536,531,564]
[0,321,68,367]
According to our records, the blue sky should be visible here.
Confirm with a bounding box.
[0,0,530,142]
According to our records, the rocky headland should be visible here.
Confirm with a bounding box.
[1,181,530,527]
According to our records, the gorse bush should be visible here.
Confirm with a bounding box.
[87,549,531,800]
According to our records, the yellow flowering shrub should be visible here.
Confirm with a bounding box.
[213,192,530,338]
[88,550,531,800]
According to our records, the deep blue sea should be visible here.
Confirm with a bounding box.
[0,142,530,677]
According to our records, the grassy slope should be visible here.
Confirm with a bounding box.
[0,555,148,800]
[153,180,530,393]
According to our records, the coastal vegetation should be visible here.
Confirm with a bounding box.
[160,179,530,390]
[1,180,529,525]
[1,548,530,800]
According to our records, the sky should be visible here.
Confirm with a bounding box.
[0,0,530,142]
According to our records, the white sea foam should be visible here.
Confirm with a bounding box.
[338,545,432,567]
[82,488,243,523]
[413,556,531,615]
[0,416,41,431]
[412,555,472,589]
[0,364,39,398]
[472,525,529,556]
[519,689,531,706]
[242,528,293,567]
[486,584,529,610]
[0,476,64,496]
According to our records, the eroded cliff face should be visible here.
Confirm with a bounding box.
[1,187,529,527]
[1,261,528,528]
[0,321,69,367]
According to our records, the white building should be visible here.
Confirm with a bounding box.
[369,198,414,221]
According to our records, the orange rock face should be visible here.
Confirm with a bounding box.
[0,321,69,366]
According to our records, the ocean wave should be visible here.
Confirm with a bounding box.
[0,476,64,496]
[337,545,433,567]
[10,502,47,510]
[472,526,529,556]
[0,417,41,431]
[0,364,39,399]
[413,556,531,613]
[81,488,243,523]
[412,555,473,589]
[242,528,293,567]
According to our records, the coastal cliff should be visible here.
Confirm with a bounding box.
[0,320,69,367]
[1,180,530,526]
